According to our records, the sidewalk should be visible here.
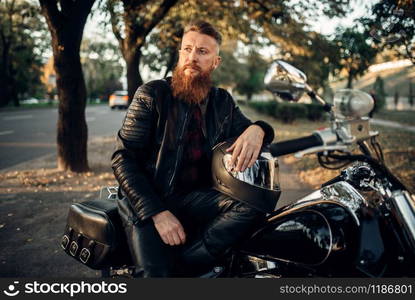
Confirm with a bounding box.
[371,118,415,133]
[0,137,116,277]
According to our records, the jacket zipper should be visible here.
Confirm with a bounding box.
[168,108,190,192]
[212,114,230,146]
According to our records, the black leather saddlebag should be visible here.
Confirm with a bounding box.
[60,197,130,269]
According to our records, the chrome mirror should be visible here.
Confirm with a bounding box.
[264,60,307,102]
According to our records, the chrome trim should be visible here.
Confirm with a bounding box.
[315,128,338,146]
[223,152,279,191]
[294,181,365,225]
[390,190,415,250]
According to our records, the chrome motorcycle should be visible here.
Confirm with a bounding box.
[61,61,415,278]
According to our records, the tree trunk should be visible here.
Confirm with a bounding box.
[8,59,19,106]
[40,0,94,172]
[54,49,89,172]
[124,49,143,104]
[247,92,253,101]
[0,38,14,107]
[163,49,178,78]
[347,72,353,89]
[110,0,178,102]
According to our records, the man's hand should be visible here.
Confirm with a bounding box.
[226,124,265,172]
[152,210,186,246]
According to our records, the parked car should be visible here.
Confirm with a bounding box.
[109,91,129,109]
[21,98,39,104]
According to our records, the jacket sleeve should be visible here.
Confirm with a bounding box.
[226,90,275,144]
[111,88,166,223]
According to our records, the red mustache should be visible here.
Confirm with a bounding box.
[184,64,201,71]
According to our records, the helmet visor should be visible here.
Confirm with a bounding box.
[223,152,279,191]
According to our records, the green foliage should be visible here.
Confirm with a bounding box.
[81,39,123,101]
[373,76,387,111]
[332,26,378,88]
[212,50,249,88]
[235,50,268,100]
[305,103,327,121]
[248,101,278,115]
[139,0,351,85]
[276,103,308,123]
[141,0,263,77]
[283,33,340,90]
[0,0,48,106]
[360,0,415,64]
[212,49,269,99]
[248,101,326,123]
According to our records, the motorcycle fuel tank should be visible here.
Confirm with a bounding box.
[240,182,362,270]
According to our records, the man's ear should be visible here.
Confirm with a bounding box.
[213,56,221,70]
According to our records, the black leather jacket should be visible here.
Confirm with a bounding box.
[111,78,275,222]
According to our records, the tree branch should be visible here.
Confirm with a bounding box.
[246,0,285,19]
[38,0,61,29]
[73,0,96,23]
[107,0,123,44]
[137,0,178,48]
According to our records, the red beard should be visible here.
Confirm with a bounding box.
[171,63,212,104]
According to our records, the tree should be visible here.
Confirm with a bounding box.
[106,0,179,102]
[81,39,123,102]
[0,0,47,107]
[212,48,249,92]
[373,76,387,111]
[282,32,340,91]
[139,0,352,91]
[235,50,268,100]
[141,0,262,78]
[332,26,378,88]
[361,0,415,64]
[39,0,95,172]
[394,88,399,108]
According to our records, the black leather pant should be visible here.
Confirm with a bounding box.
[117,188,265,277]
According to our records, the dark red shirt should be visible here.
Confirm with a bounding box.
[175,105,211,194]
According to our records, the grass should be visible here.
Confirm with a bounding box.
[241,105,415,194]
[375,110,415,126]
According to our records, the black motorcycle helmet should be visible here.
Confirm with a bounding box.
[211,140,281,213]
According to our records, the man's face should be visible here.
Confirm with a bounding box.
[177,31,221,77]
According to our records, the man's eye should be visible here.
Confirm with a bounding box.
[199,49,207,55]
[184,47,192,52]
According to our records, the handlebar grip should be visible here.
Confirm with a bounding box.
[270,134,323,157]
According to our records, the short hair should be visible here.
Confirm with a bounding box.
[183,20,222,46]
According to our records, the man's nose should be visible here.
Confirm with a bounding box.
[187,48,198,62]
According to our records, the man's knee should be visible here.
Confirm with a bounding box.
[203,200,265,257]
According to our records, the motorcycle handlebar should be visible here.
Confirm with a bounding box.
[270,134,323,157]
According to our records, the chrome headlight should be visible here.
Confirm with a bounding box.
[333,89,374,119]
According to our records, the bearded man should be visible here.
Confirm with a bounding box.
[112,21,275,277]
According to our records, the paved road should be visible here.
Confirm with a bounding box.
[0,105,126,170]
